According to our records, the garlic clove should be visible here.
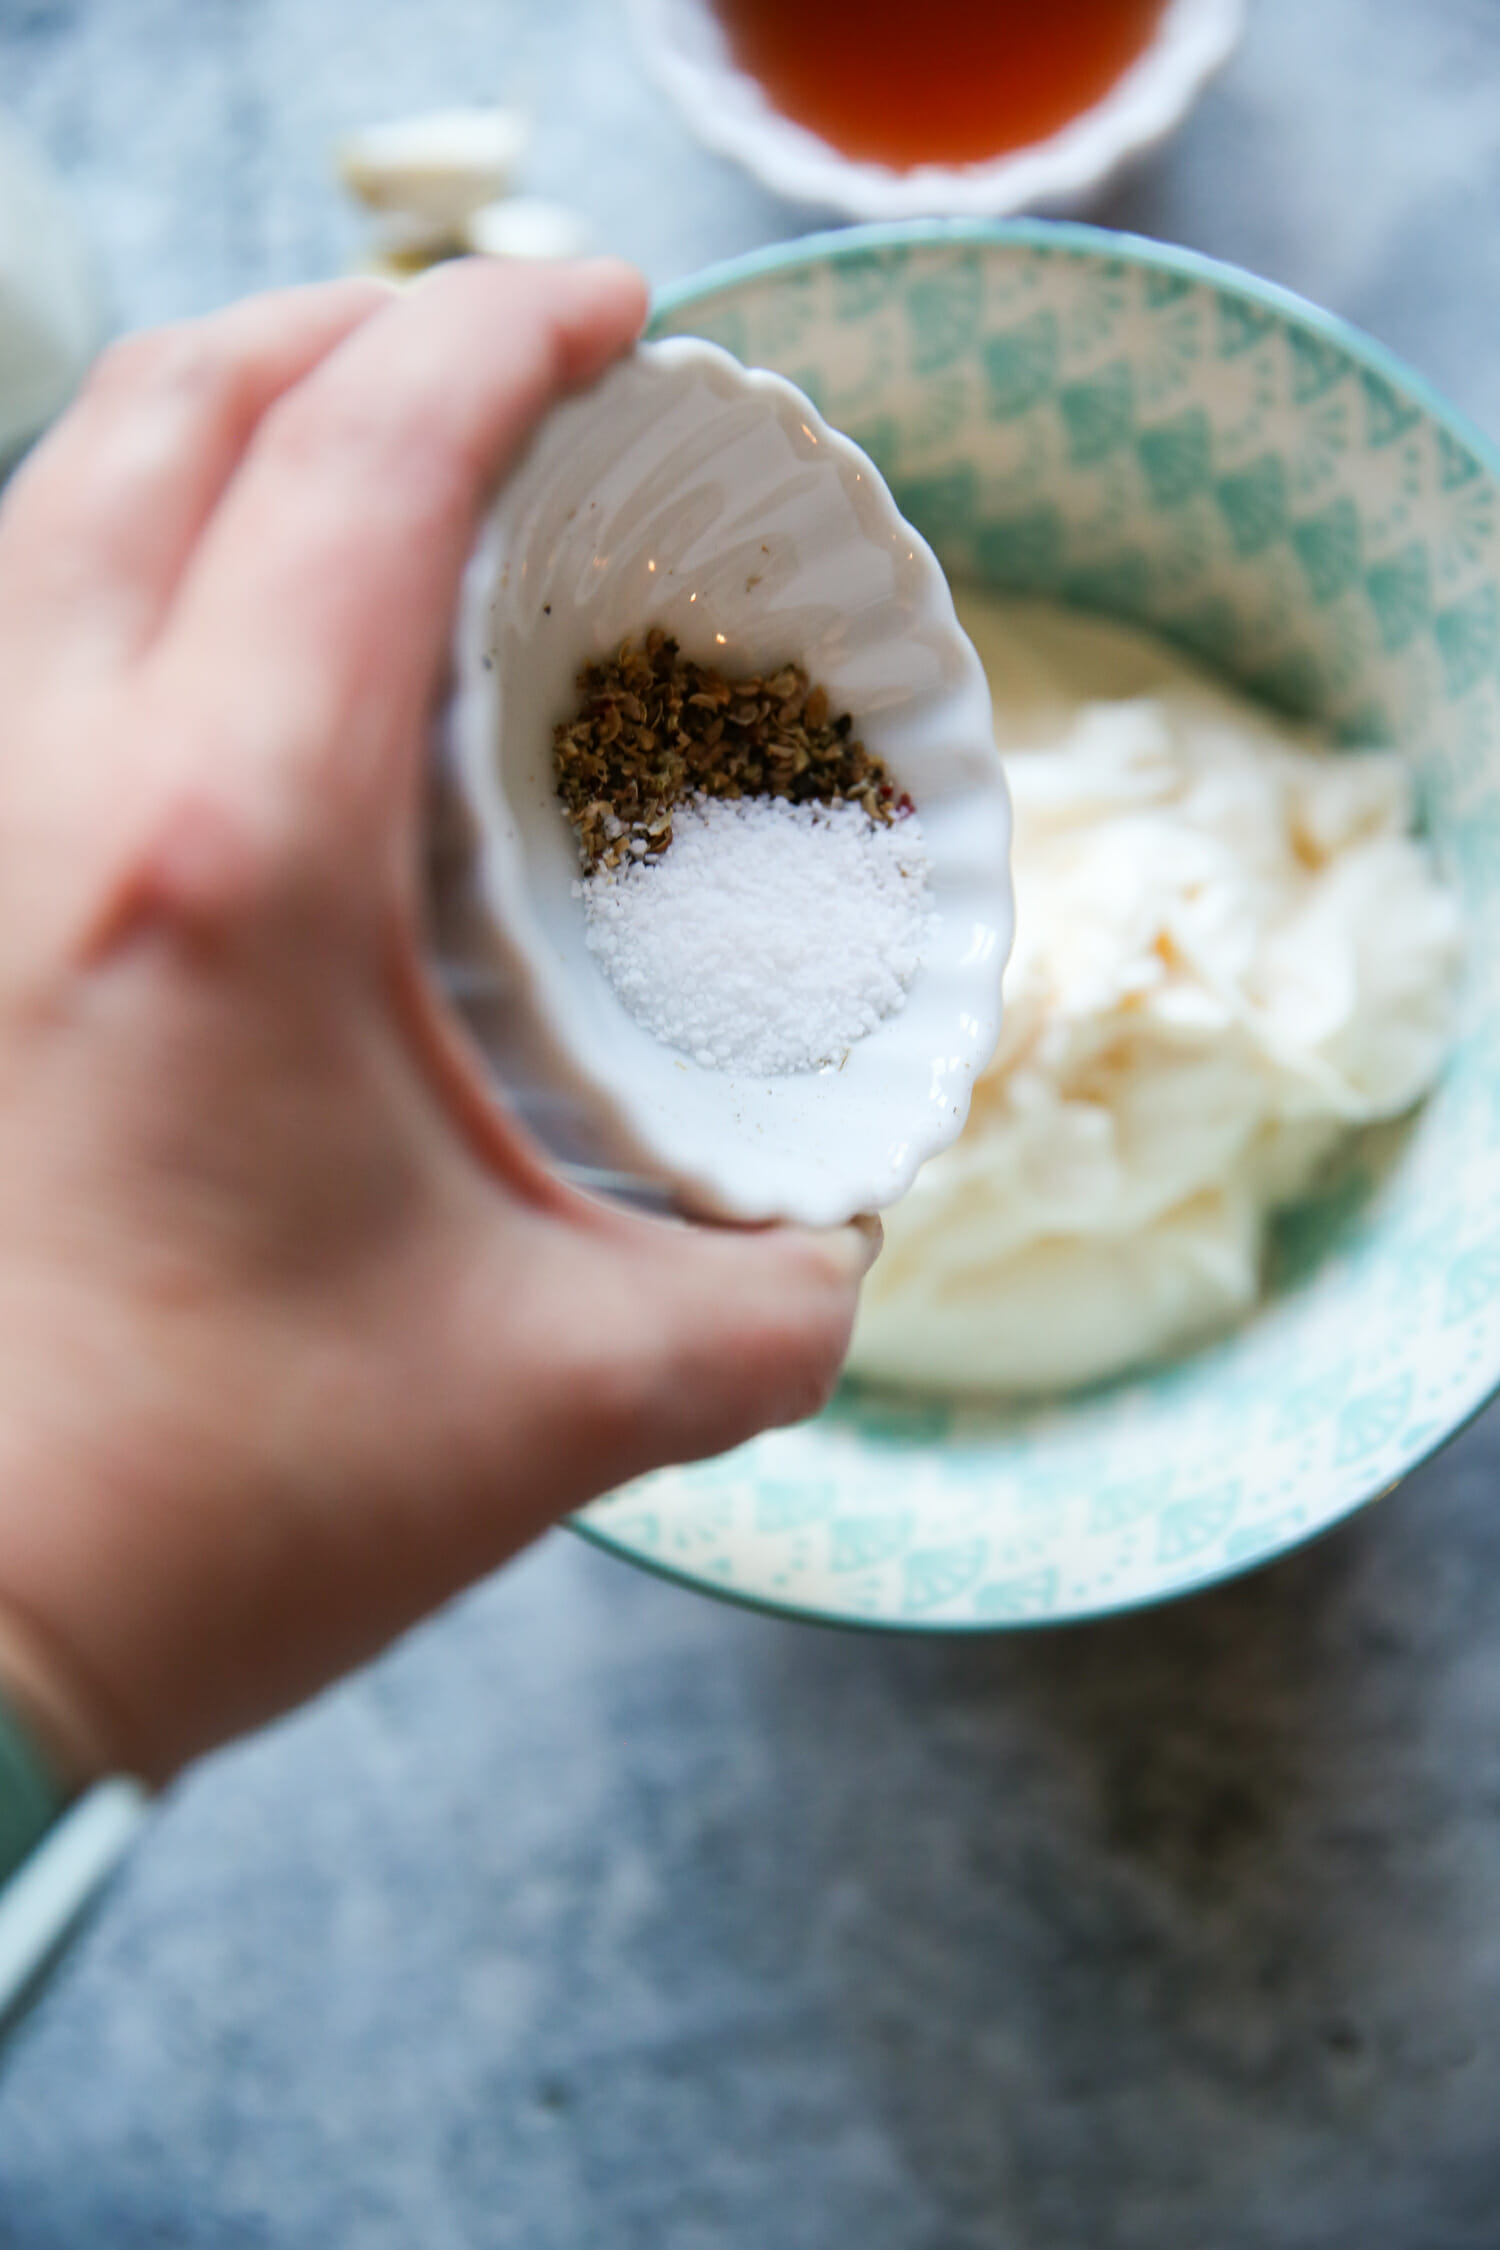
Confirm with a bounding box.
[463,196,592,262]
[354,240,455,285]
[336,107,529,232]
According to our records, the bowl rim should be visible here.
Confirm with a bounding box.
[650,214,1500,494]
[572,214,1500,1632]
[570,1463,1415,1637]
[627,0,1246,220]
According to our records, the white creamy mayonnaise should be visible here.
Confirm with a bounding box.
[848,593,1462,1394]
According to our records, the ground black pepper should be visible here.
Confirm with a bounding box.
[553,628,910,872]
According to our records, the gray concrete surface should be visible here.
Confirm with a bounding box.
[3,3,1500,2243]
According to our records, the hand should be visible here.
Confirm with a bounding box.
[0,260,877,1785]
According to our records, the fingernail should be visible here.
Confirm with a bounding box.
[817,1212,884,1280]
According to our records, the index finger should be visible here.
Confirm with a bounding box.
[0,280,393,678]
[155,257,648,826]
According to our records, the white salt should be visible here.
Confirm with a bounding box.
[576,794,933,1075]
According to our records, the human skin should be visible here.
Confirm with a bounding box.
[0,259,877,1788]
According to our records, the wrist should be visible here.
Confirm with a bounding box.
[0,1651,150,2031]
[0,1599,115,1796]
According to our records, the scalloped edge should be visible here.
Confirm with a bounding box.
[626,0,1245,220]
[447,337,1012,1230]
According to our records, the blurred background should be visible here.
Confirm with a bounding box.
[4,3,1500,2245]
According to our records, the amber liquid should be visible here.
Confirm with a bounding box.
[711,0,1169,171]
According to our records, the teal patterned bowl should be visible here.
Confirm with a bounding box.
[578,218,1500,1629]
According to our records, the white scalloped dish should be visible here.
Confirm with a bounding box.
[625,0,1244,222]
[440,337,1011,1228]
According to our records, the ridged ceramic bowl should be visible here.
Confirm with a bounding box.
[574,220,1500,1629]
[438,336,1011,1228]
[626,0,1244,222]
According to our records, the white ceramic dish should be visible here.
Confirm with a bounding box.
[438,336,1012,1229]
[625,0,1245,223]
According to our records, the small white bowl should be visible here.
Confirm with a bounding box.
[626,0,1244,222]
[437,337,1011,1229]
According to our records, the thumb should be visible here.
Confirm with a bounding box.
[441,1200,881,1542]
[608,1209,884,1467]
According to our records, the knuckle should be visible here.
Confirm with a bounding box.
[744,1304,846,1429]
[85,321,249,419]
[82,329,167,402]
[554,1332,657,1479]
[257,383,476,530]
[256,383,373,471]
[145,789,275,935]
[88,778,324,964]
[551,1234,856,1474]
